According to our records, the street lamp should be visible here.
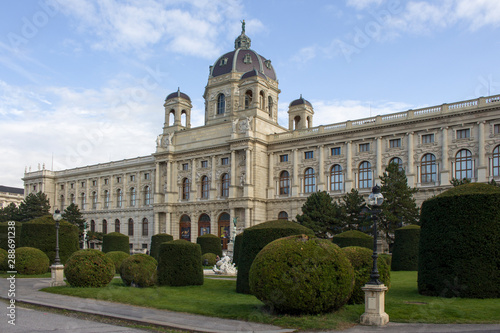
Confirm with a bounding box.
[52,209,62,265]
[367,185,384,285]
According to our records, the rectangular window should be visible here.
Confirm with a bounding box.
[280,154,288,162]
[92,180,97,186]
[389,139,401,148]
[304,151,314,159]
[331,147,341,156]
[456,128,470,139]
[117,177,121,183]
[182,163,189,170]
[60,184,64,190]
[104,178,109,185]
[70,183,74,189]
[144,173,150,180]
[221,157,229,165]
[359,143,370,152]
[81,182,85,188]
[130,175,135,182]
[494,124,500,134]
[422,134,435,144]
[33,185,37,192]
[201,160,208,168]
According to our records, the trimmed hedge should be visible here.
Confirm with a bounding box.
[20,215,79,264]
[105,251,130,273]
[418,183,500,298]
[236,220,315,294]
[157,240,203,286]
[15,247,50,275]
[150,233,173,261]
[392,225,420,271]
[0,221,22,251]
[379,253,392,267]
[120,254,157,287]
[202,253,218,266]
[196,233,222,257]
[64,249,115,287]
[331,230,373,250]
[0,248,7,271]
[232,233,243,266]
[250,235,354,314]
[102,232,129,254]
[342,246,391,304]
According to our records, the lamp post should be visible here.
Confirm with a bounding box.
[50,209,65,286]
[52,209,62,265]
[360,184,389,326]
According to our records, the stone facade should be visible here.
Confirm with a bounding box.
[23,28,500,251]
[0,185,24,208]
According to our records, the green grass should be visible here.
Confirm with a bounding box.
[42,271,500,331]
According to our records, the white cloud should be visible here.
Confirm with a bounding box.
[346,0,384,10]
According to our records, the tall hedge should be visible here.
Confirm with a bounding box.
[102,232,129,254]
[331,230,373,250]
[150,233,173,261]
[20,215,79,264]
[391,225,420,271]
[232,233,243,266]
[196,233,222,257]
[236,220,315,294]
[157,240,203,286]
[0,222,22,251]
[418,183,500,298]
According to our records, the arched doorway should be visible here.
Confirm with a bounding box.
[218,212,230,250]
[179,214,191,241]
[198,214,211,236]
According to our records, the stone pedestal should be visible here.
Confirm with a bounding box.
[360,284,389,326]
[50,264,65,287]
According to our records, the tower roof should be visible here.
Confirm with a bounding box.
[289,95,312,107]
[165,88,191,102]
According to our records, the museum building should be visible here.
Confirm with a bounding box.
[23,27,500,251]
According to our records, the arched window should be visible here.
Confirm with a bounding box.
[421,154,437,183]
[90,220,95,232]
[221,173,229,197]
[104,190,109,208]
[493,145,500,177]
[389,157,403,171]
[116,189,122,208]
[259,91,265,109]
[304,168,316,193]
[199,213,211,236]
[128,218,134,236]
[245,90,252,109]
[130,187,136,206]
[102,219,107,234]
[278,211,288,220]
[142,218,148,236]
[294,116,301,130]
[268,96,273,116]
[279,171,290,195]
[455,149,473,180]
[60,195,64,210]
[330,164,343,191]
[201,176,209,199]
[180,215,191,241]
[182,178,190,200]
[358,161,372,189]
[144,186,151,205]
[169,110,175,126]
[115,219,120,233]
[80,193,86,210]
[217,93,225,115]
[218,213,230,250]
[92,191,97,209]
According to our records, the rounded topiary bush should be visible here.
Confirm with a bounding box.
[0,248,8,271]
[418,183,500,298]
[237,220,315,294]
[15,247,50,275]
[157,240,203,286]
[332,230,373,250]
[105,251,130,273]
[379,253,392,268]
[232,233,243,266]
[342,246,391,304]
[201,253,217,266]
[120,254,157,287]
[150,233,173,261]
[20,215,79,264]
[64,249,115,287]
[0,221,22,251]
[196,234,222,257]
[250,234,354,314]
[102,232,129,254]
[391,225,420,271]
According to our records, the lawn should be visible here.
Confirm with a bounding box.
[43,271,500,331]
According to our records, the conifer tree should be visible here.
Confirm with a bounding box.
[62,203,86,232]
[18,192,51,222]
[379,162,419,246]
[338,188,369,232]
[0,203,22,222]
[295,191,342,238]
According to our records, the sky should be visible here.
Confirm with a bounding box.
[1,0,500,188]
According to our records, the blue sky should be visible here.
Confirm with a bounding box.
[1,0,500,188]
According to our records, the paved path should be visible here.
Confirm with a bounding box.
[1,277,499,333]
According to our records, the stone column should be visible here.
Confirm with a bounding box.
[440,127,450,185]
[376,137,382,180]
[477,121,487,182]
[268,152,274,198]
[245,208,251,228]
[155,162,160,193]
[292,149,299,195]
[190,158,196,201]
[154,212,160,235]
[318,145,324,191]
[407,133,415,186]
[230,150,236,198]
[345,141,353,192]
[211,155,217,197]
[245,149,251,184]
